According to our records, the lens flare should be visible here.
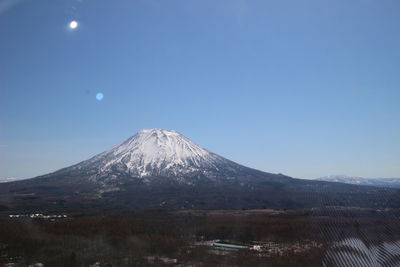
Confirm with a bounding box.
[96,93,104,101]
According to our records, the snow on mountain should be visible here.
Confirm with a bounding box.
[316,175,400,188]
[63,129,254,184]
[317,175,365,184]
[0,177,18,183]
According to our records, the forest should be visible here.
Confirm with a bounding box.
[1,208,399,266]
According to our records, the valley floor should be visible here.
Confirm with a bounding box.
[0,208,399,267]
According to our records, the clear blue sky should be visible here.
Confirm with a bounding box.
[1,0,399,179]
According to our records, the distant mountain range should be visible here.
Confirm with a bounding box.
[316,175,400,188]
[0,129,399,214]
[0,177,18,183]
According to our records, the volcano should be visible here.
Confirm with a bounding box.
[0,129,399,213]
[63,128,285,185]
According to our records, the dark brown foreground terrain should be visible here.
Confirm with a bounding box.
[1,208,399,267]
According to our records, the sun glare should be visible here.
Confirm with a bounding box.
[69,20,78,29]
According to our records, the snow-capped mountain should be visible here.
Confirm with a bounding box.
[316,175,400,188]
[317,175,366,184]
[54,129,274,185]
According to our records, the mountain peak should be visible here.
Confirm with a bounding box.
[138,128,178,135]
[117,128,212,174]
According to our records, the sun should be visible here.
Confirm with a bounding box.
[69,20,78,29]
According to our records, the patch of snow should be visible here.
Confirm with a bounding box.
[0,177,18,183]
